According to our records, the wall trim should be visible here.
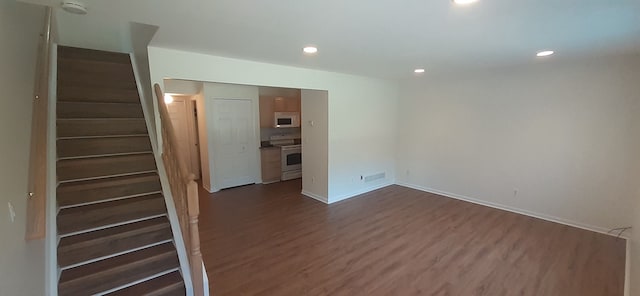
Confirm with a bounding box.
[202,262,210,296]
[329,181,394,204]
[203,183,214,194]
[301,190,328,204]
[45,43,59,296]
[625,239,630,296]
[396,181,624,239]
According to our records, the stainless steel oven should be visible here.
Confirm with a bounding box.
[281,144,302,180]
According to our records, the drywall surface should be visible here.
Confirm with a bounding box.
[148,47,398,202]
[165,79,203,96]
[396,54,640,233]
[0,1,46,295]
[301,90,329,201]
[127,22,158,138]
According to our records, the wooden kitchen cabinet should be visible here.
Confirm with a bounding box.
[259,96,301,128]
[259,96,275,128]
[261,147,281,183]
[283,97,300,112]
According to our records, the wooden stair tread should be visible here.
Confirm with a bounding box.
[58,243,179,296]
[57,136,152,158]
[58,217,172,267]
[57,153,156,181]
[57,172,161,207]
[58,59,137,90]
[57,101,144,119]
[58,86,140,103]
[59,216,170,247]
[57,193,166,235]
[58,46,131,64]
[107,271,185,296]
[57,118,148,138]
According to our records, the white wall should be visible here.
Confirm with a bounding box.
[396,54,640,233]
[55,10,127,53]
[127,22,158,137]
[0,1,46,295]
[148,47,398,202]
[165,79,202,96]
[202,82,261,191]
[301,90,329,202]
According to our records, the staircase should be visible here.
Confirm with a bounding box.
[55,46,186,295]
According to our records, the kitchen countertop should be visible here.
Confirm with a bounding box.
[260,139,301,149]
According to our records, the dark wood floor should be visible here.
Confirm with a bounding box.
[198,180,626,296]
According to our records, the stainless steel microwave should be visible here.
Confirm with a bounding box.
[274,112,300,128]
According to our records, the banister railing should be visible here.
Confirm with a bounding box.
[154,84,204,295]
[26,6,53,240]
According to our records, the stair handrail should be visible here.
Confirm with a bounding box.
[153,83,204,296]
[26,6,53,240]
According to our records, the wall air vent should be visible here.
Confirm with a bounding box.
[364,172,385,182]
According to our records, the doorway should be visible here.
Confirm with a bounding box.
[166,95,201,179]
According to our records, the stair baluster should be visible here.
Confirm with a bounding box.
[154,83,204,296]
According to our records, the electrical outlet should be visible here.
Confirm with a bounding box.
[7,202,15,223]
[513,189,519,198]
[311,177,316,184]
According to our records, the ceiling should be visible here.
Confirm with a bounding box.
[28,0,640,79]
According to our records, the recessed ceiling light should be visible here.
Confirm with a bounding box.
[303,46,318,54]
[414,69,425,74]
[536,50,555,57]
[164,94,174,104]
[453,0,479,5]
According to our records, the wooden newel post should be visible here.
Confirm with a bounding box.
[187,175,204,296]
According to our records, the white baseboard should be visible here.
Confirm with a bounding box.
[203,184,213,193]
[396,181,621,238]
[329,181,394,204]
[202,262,210,296]
[301,190,328,204]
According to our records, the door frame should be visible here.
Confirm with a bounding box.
[168,95,201,179]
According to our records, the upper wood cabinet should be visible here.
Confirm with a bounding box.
[259,96,275,128]
[259,96,301,128]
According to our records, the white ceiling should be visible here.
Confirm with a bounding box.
[35,0,640,78]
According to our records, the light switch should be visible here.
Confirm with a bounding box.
[308,120,314,127]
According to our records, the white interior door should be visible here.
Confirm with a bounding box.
[211,99,256,189]
[167,97,201,179]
